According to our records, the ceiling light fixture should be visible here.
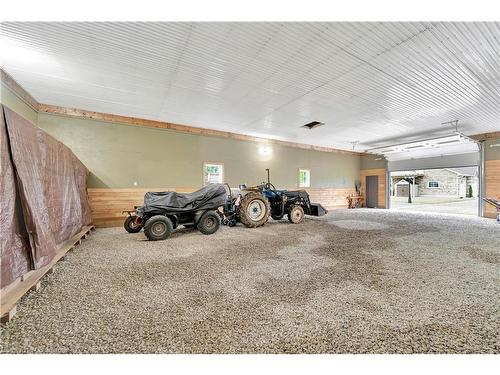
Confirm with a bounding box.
[258,144,273,156]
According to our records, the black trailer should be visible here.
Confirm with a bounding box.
[123,184,227,240]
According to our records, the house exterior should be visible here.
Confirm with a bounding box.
[394,179,418,198]
[391,168,478,198]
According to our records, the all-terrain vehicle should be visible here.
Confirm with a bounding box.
[221,169,328,227]
[124,184,227,240]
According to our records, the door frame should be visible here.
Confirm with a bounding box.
[388,165,481,216]
[366,175,379,208]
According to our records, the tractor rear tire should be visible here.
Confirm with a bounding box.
[238,192,271,228]
[144,215,174,241]
[287,205,305,224]
[197,210,221,235]
[124,216,143,233]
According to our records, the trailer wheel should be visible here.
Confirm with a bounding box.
[197,210,221,235]
[144,215,173,241]
[287,205,305,224]
[124,215,142,233]
[238,192,271,228]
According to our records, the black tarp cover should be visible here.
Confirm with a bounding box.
[138,184,227,215]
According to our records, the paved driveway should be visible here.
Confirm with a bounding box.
[391,196,478,216]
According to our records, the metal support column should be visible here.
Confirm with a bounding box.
[478,141,485,217]
[385,161,390,209]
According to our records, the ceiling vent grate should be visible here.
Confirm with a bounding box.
[302,121,324,129]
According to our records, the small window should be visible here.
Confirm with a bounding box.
[298,169,310,188]
[428,181,439,188]
[203,162,224,185]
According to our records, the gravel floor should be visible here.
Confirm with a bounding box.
[1,209,499,353]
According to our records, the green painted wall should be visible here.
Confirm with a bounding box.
[360,154,387,170]
[0,83,38,125]
[1,82,361,189]
[37,113,361,189]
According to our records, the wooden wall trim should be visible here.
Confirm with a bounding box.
[470,132,500,141]
[484,160,500,219]
[88,187,355,227]
[38,103,359,155]
[0,68,39,111]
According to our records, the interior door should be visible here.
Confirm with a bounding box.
[366,176,379,208]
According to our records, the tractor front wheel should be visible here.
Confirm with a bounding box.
[287,205,305,224]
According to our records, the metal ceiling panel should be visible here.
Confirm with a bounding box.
[1,22,499,151]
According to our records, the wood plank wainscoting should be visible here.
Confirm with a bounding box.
[88,187,356,228]
[484,160,500,219]
[360,168,386,209]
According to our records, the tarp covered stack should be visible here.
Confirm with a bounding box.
[0,105,92,288]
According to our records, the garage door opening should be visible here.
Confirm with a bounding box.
[390,167,479,216]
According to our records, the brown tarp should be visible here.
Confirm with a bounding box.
[0,105,31,287]
[0,105,92,287]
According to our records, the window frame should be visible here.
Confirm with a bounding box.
[427,181,440,188]
[202,161,224,186]
[298,168,311,188]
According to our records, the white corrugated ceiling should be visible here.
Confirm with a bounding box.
[1,22,499,151]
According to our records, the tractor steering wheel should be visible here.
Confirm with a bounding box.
[265,182,276,191]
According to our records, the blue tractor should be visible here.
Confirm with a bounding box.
[221,169,328,227]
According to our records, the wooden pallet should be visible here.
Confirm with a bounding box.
[0,225,95,324]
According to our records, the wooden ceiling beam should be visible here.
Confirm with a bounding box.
[470,132,500,141]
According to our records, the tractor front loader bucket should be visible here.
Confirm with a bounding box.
[310,203,328,217]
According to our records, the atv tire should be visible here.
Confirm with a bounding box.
[124,215,142,233]
[287,205,305,224]
[197,210,221,235]
[238,192,271,228]
[144,215,174,241]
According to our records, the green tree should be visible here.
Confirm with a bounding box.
[467,185,473,198]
